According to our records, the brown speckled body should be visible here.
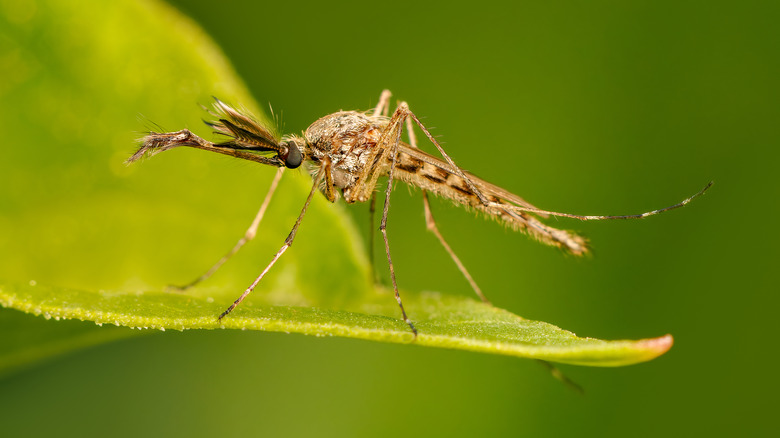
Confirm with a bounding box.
[305,111,388,202]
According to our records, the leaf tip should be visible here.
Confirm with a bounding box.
[638,334,674,356]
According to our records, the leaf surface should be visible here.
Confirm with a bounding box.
[1,281,672,374]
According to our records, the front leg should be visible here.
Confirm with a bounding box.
[321,157,338,202]
[218,160,329,321]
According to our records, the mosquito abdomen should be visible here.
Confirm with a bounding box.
[392,149,589,256]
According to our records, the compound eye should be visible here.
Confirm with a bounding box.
[282,141,303,169]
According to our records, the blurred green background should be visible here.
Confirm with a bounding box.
[1,0,778,436]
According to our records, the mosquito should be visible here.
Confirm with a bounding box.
[127,90,711,336]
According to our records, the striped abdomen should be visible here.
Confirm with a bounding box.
[391,144,589,256]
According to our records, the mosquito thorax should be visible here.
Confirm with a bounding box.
[304,111,384,163]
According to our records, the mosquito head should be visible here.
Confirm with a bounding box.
[280,139,303,169]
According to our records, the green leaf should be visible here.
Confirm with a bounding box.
[0,282,672,370]
[0,0,672,376]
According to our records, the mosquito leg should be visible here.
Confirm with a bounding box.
[373,89,392,117]
[400,113,489,304]
[421,192,490,304]
[218,164,327,321]
[403,108,418,149]
[378,118,418,336]
[322,156,338,202]
[488,181,714,221]
[362,90,392,286]
[367,191,380,285]
[170,167,285,291]
[337,98,415,331]
[537,360,584,394]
